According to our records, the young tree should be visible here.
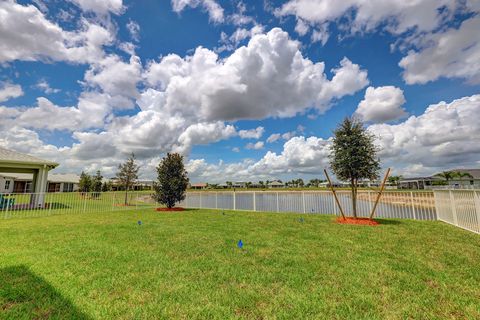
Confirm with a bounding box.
[92,171,103,192]
[153,153,189,208]
[330,117,380,218]
[78,171,92,193]
[116,153,140,205]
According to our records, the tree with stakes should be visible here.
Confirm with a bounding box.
[330,117,380,218]
[116,153,140,205]
[153,153,189,209]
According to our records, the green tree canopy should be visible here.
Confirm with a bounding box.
[78,171,92,193]
[92,171,103,193]
[153,153,189,209]
[330,117,381,218]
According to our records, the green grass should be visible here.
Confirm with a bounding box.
[1,209,479,319]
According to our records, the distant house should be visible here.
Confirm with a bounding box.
[268,181,284,188]
[48,173,80,192]
[398,176,439,189]
[232,182,246,188]
[0,172,80,193]
[190,183,207,190]
[440,169,480,188]
[398,169,480,189]
[107,177,154,191]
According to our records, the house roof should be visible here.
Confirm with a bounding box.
[0,147,58,167]
[191,183,207,187]
[48,173,80,183]
[399,177,438,182]
[0,173,32,180]
[268,181,284,186]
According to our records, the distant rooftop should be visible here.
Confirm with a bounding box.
[0,147,58,167]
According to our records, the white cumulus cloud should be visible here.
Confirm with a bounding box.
[0,82,23,102]
[355,86,407,123]
[171,0,224,23]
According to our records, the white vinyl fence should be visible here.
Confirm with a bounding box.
[0,192,157,219]
[434,190,480,234]
[2,190,480,234]
[179,190,437,220]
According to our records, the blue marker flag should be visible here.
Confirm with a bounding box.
[237,239,243,249]
[138,221,142,225]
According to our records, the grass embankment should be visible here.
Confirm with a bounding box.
[1,209,479,319]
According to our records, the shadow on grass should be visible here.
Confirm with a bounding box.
[0,265,90,319]
[376,219,403,225]
[47,202,71,209]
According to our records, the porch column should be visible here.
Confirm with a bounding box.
[32,165,48,207]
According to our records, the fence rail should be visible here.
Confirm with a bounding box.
[434,190,480,234]
[180,190,437,220]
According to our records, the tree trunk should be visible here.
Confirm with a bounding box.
[351,179,357,218]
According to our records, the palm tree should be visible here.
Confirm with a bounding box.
[435,171,457,182]
[388,175,402,186]
[455,172,473,180]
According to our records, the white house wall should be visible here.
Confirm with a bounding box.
[0,176,14,193]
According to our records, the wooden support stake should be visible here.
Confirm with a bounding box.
[369,168,391,220]
[324,169,346,219]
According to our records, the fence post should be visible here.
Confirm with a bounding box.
[253,192,256,211]
[276,192,279,212]
[135,192,138,210]
[410,191,417,220]
[47,192,52,216]
[83,192,87,213]
[302,191,306,214]
[233,191,236,210]
[474,191,480,232]
[449,190,458,226]
[111,192,115,211]
[215,192,218,209]
[199,192,202,209]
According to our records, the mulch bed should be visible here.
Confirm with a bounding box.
[336,217,379,226]
[155,207,185,212]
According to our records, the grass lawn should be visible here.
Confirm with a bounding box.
[1,209,479,319]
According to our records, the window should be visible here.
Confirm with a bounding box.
[4,180,10,190]
[63,183,74,192]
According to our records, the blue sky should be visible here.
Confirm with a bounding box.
[1,0,479,182]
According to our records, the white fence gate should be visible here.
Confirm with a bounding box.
[434,190,480,234]
[179,190,437,220]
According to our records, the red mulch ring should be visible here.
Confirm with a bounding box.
[155,207,185,212]
[336,217,379,226]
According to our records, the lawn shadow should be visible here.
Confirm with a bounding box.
[47,202,71,209]
[0,265,90,319]
[376,219,403,225]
